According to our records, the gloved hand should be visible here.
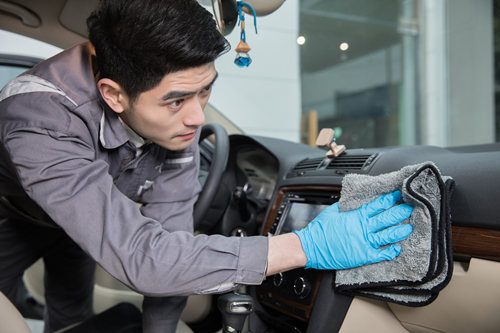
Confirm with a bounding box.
[293,190,413,270]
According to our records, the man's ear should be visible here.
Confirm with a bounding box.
[97,78,129,114]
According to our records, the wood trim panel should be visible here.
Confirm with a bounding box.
[452,226,500,260]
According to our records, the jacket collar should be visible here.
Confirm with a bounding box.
[98,102,129,150]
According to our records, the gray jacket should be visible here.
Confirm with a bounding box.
[0,42,267,296]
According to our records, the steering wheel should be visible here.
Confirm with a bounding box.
[193,123,229,231]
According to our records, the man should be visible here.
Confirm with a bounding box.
[0,0,413,332]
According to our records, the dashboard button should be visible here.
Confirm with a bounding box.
[273,273,284,287]
[293,277,311,298]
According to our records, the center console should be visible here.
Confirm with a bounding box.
[256,186,341,324]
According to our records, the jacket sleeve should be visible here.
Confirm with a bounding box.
[2,127,268,296]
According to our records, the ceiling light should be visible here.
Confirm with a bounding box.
[297,36,306,46]
[339,42,349,51]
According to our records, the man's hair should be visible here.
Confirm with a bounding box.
[87,0,229,101]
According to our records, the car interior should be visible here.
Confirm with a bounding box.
[1,1,500,333]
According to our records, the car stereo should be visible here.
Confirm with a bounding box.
[257,186,341,322]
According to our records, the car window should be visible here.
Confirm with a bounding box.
[0,29,60,89]
[0,64,26,88]
[0,52,44,88]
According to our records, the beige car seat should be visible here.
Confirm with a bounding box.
[0,290,194,333]
[0,291,31,333]
[24,260,207,333]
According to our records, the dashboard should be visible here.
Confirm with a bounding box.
[236,147,278,201]
[214,134,500,333]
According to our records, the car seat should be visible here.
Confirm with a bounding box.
[23,259,199,333]
[0,291,31,333]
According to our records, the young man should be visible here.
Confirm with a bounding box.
[0,0,413,332]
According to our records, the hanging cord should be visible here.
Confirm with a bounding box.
[237,1,258,35]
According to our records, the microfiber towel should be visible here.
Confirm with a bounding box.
[334,162,455,306]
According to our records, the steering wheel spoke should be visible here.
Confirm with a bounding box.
[194,123,229,231]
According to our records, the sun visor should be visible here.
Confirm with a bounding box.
[59,0,99,38]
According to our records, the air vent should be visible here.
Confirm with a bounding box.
[291,157,324,172]
[288,153,378,178]
[326,154,374,170]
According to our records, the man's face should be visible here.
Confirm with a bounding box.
[119,63,217,151]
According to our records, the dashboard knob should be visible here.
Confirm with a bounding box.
[293,277,311,298]
[273,273,284,287]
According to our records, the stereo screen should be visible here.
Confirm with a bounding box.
[279,202,330,234]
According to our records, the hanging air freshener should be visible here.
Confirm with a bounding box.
[234,1,257,67]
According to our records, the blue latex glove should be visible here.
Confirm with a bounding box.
[293,191,413,270]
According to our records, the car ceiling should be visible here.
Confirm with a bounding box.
[0,0,98,48]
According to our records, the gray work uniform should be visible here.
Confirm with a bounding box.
[0,42,268,332]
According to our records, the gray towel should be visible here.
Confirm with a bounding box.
[334,162,454,306]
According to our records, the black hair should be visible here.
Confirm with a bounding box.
[87,0,229,101]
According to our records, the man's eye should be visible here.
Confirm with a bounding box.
[169,99,183,108]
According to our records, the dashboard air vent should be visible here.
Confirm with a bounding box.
[288,153,378,178]
[292,157,324,172]
[326,154,374,170]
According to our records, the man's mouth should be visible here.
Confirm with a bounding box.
[177,131,196,140]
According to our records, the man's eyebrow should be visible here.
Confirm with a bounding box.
[161,72,218,101]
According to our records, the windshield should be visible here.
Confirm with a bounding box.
[210,0,499,148]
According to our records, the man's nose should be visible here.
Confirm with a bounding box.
[184,98,205,126]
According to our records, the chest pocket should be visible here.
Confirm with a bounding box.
[139,151,199,204]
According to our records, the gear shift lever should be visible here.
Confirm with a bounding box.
[217,292,254,333]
